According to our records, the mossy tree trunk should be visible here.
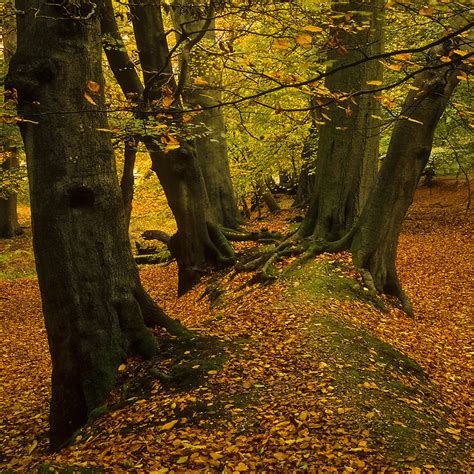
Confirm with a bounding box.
[170,0,240,228]
[349,44,468,315]
[298,0,384,242]
[7,0,165,449]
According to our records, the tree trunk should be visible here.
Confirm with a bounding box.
[294,123,317,207]
[170,0,240,228]
[7,0,161,449]
[299,0,384,241]
[127,0,234,294]
[0,0,23,238]
[120,139,138,230]
[0,154,23,238]
[349,43,468,315]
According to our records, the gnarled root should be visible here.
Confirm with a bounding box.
[134,286,194,339]
[221,227,282,243]
[358,267,414,317]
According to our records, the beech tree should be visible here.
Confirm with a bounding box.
[247,8,472,314]
[7,0,188,449]
[347,36,472,315]
[171,0,240,229]
[297,0,384,242]
[100,0,235,294]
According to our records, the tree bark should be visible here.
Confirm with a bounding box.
[349,43,469,315]
[0,0,23,238]
[170,0,240,228]
[293,124,317,207]
[120,139,138,230]
[7,0,162,449]
[299,0,384,241]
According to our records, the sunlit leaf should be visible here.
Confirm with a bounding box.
[86,80,100,93]
[295,34,312,48]
[84,92,97,106]
[303,25,323,33]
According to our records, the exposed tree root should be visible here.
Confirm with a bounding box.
[141,230,171,245]
[221,227,282,243]
[357,268,414,317]
[134,285,194,339]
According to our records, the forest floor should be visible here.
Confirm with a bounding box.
[0,178,472,472]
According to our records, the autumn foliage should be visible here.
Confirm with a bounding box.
[1,180,472,471]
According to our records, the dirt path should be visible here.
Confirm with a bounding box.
[0,180,472,471]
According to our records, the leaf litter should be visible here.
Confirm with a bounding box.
[0,179,472,472]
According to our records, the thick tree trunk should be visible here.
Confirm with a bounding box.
[7,1,161,449]
[299,0,384,241]
[127,0,234,293]
[170,1,240,228]
[349,45,467,315]
[0,0,23,239]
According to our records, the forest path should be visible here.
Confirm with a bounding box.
[0,179,472,471]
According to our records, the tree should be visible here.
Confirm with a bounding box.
[0,0,23,238]
[243,5,472,314]
[102,0,234,294]
[6,0,188,448]
[170,0,240,228]
[347,36,472,315]
[297,0,384,242]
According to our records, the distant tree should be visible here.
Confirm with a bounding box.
[171,0,240,228]
[0,0,23,238]
[7,0,188,449]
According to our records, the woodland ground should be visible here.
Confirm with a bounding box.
[0,179,472,473]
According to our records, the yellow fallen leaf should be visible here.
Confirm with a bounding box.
[176,456,188,464]
[162,95,174,108]
[27,439,38,454]
[419,6,434,16]
[235,462,249,471]
[445,427,461,435]
[160,419,178,431]
[392,53,412,61]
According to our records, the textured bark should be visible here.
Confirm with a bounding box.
[350,45,467,315]
[299,0,384,241]
[128,0,234,294]
[171,1,240,228]
[0,0,23,238]
[7,1,159,449]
